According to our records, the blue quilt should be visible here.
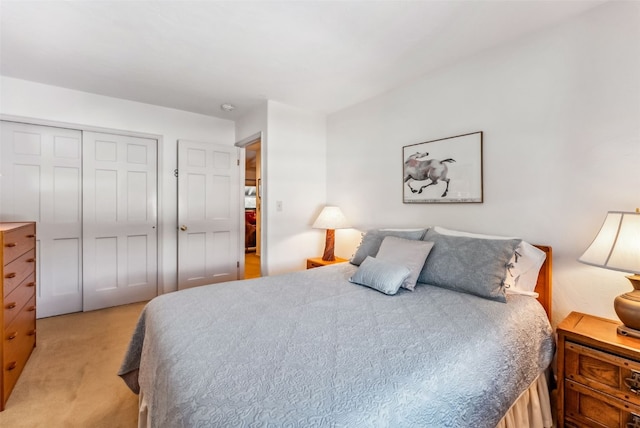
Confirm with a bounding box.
[119,263,554,428]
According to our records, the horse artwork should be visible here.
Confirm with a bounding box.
[404,152,456,197]
[402,132,483,203]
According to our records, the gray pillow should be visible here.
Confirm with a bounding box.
[418,229,521,303]
[349,256,411,295]
[350,229,427,266]
[375,236,434,291]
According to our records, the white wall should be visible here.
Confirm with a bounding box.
[264,101,327,274]
[0,76,235,293]
[326,1,640,326]
[236,101,329,275]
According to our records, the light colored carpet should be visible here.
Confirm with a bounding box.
[0,302,145,428]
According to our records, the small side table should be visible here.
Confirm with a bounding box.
[306,257,348,269]
[557,311,640,427]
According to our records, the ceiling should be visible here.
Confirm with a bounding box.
[0,0,606,120]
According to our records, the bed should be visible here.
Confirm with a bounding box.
[119,227,555,428]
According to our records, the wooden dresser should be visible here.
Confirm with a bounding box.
[557,311,640,427]
[1,222,36,411]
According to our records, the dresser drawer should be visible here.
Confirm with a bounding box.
[4,273,36,327]
[565,341,640,407]
[2,296,36,402]
[2,224,35,265]
[2,248,36,297]
[565,379,640,427]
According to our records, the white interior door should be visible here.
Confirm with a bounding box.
[178,140,240,290]
[82,131,158,311]
[0,121,83,318]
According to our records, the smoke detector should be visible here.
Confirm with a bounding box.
[220,103,236,112]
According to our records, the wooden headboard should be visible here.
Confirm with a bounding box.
[533,245,552,321]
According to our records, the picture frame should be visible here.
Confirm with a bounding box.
[403,131,483,203]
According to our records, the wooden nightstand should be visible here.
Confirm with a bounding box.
[306,257,348,269]
[557,311,640,427]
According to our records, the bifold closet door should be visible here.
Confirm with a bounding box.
[0,121,83,318]
[82,132,158,311]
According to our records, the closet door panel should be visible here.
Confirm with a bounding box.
[11,164,41,221]
[53,166,81,222]
[82,131,157,311]
[50,238,81,296]
[1,121,83,318]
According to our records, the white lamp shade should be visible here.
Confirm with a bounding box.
[579,211,640,274]
[312,206,350,230]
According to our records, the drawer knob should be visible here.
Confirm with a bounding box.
[27,305,36,312]
[26,234,35,238]
[6,361,17,371]
[5,242,17,248]
[5,302,17,310]
[5,272,16,279]
[7,331,18,340]
[27,281,36,287]
[625,371,640,394]
[27,258,36,263]
[27,329,36,336]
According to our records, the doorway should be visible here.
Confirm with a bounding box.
[244,140,261,279]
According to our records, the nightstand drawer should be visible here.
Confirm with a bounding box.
[565,379,640,427]
[565,341,640,406]
[306,257,348,269]
[307,259,325,269]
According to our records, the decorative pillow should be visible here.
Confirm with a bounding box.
[433,226,546,295]
[419,229,522,303]
[350,228,427,266]
[375,236,434,291]
[349,256,411,295]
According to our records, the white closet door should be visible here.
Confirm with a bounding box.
[177,140,240,290]
[0,121,83,318]
[82,132,158,311]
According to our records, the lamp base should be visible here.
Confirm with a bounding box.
[614,274,640,336]
[321,229,336,261]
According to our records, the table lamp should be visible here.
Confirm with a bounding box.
[312,206,350,261]
[579,210,640,338]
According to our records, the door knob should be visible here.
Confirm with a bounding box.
[180,225,188,231]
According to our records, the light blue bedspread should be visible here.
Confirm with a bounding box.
[119,263,554,428]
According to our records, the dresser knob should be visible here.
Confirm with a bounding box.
[27,329,36,336]
[5,272,16,279]
[26,258,36,263]
[5,242,17,248]
[26,234,35,238]
[27,306,36,312]
[6,362,17,371]
[26,281,36,287]
[5,302,17,310]
[7,332,18,340]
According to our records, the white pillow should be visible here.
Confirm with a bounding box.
[375,236,434,291]
[433,226,546,296]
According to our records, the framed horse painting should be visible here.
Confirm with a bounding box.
[403,131,483,203]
